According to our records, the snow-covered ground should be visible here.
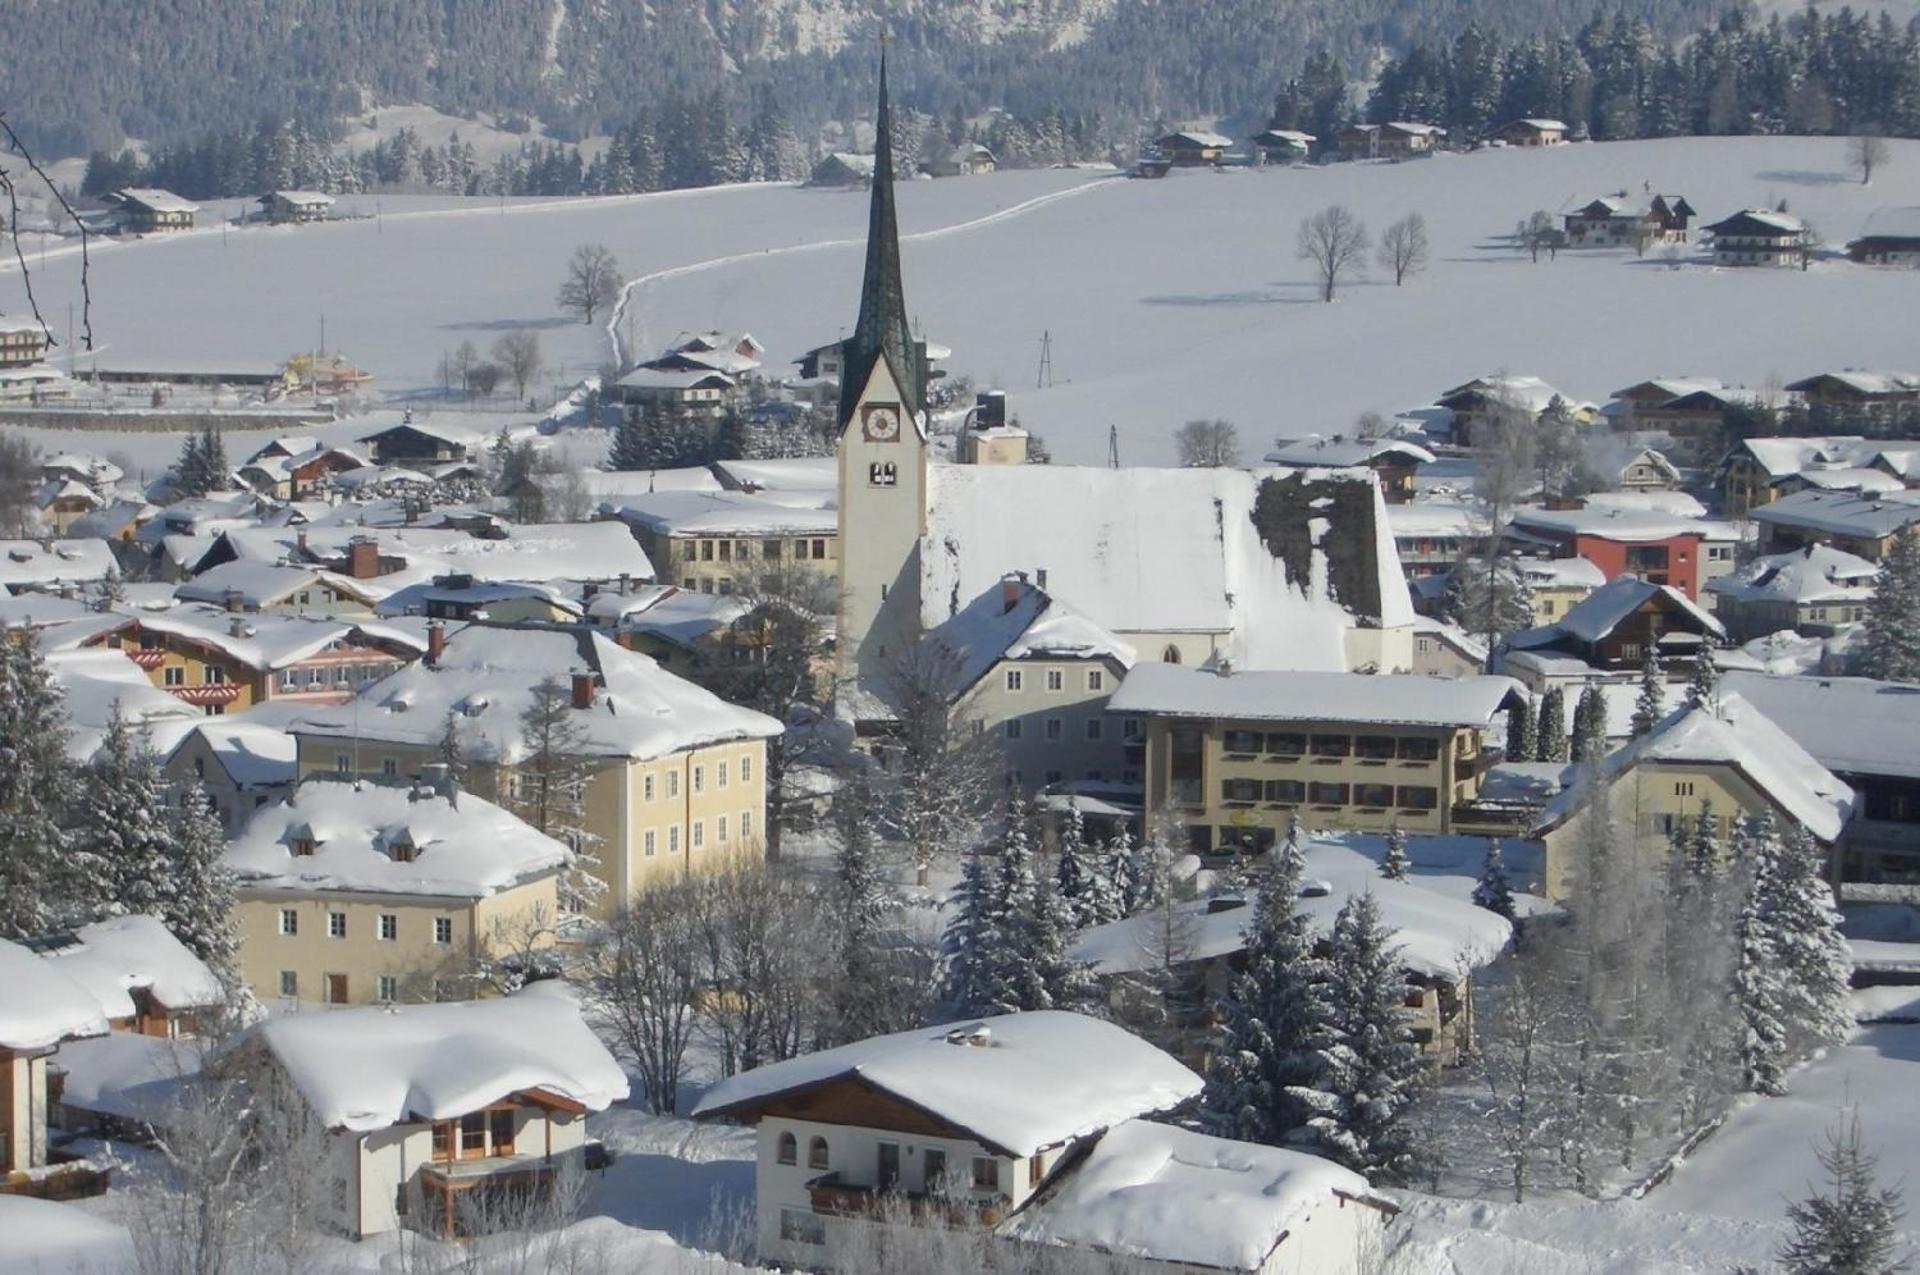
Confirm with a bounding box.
[10,135,1920,463]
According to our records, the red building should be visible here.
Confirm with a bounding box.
[1509,507,1704,599]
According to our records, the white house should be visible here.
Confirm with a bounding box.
[241,985,627,1239]
[0,938,108,1189]
[692,1011,1203,1270]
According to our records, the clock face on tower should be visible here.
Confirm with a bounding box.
[862,403,902,443]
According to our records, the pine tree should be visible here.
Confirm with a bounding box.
[1537,688,1570,763]
[1779,1114,1909,1275]
[1571,683,1607,763]
[1861,531,1920,682]
[80,706,177,921]
[1203,837,1334,1146]
[0,637,79,937]
[1472,838,1517,919]
[1686,645,1720,710]
[1630,648,1666,738]
[1302,893,1425,1181]
[516,676,605,918]
[165,782,238,974]
[1380,826,1410,882]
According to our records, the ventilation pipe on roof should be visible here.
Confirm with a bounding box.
[944,1023,992,1047]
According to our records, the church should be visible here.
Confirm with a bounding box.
[829,58,1416,717]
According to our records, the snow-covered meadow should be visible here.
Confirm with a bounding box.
[9,135,1920,464]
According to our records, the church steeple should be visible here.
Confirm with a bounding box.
[838,49,927,430]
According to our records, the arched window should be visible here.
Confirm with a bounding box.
[1162,645,1182,665]
[808,1136,830,1170]
[776,1132,797,1165]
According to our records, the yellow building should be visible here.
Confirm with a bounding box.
[607,492,838,597]
[287,622,783,909]
[1111,665,1524,853]
[1532,691,1852,899]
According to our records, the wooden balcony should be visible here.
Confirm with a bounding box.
[1,1153,111,1201]
[806,1174,1007,1228]
[417,1156,557,1238]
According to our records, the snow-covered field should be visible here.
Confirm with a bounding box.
[9,135,1920,464]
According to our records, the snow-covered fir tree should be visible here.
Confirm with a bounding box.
[1536,688,1569,763]
[1444,553,1537,651]
[1380,825,1410,882]
[1092,826,1136,924]
[1861,529,1920,683]
[0,636,79,938]
[1571,683,1607,763]
[941,847,1001,1016]
[1473,838,1517,920]
[1301,892,1424,1181]
[165,782,238,974]
[1779,1114,1910,1275]
[1120,823,1174,916]
[822,766,914,1045]
[1505,697,1535,761]
[1052,801,1097,929]
[1733,812,1795,1095]
[1203,837,1335,1147]
[79,706,177,921]
[1630,648,1665,738]
[1686,645,1719,710]
[1768,823,1855,1057]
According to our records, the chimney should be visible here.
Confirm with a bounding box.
[347,537,379,579]
[619,572,631,597]
[571,669,596,710]
[425,620,445,668]
[1000,573,1022,614]
[296,529,309,557]
[418,762,455,806]
[944,1023,992,1048]
[229,617,247,638]
[223,588,245,613]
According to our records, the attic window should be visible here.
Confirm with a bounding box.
[388,837,417,864]
[290,837,316,857]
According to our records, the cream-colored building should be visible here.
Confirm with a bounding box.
[223,779,569,1007]
[1,938,108,1194]
[1111,665,1523,853]
[287,622,781,909]
[605,491,838,596]
[1533,691,1853,899]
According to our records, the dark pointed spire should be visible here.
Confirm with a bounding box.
[839,47,927,428]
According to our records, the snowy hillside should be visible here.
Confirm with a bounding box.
[10,135,1920,463]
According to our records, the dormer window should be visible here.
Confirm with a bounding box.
[291,838,316,857]
[383,828,419,863]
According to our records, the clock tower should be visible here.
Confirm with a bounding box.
[835,50,931,686]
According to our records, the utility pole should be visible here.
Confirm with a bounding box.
[1036,330,1054,390]
[1107,424,1120,469]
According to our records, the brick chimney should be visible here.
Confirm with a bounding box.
[571,669,596,710]
[223,588,244,613]
[296,529,309,557]
[425,620,445,668]
[346,537,378,580]
[1001,573,1022,614]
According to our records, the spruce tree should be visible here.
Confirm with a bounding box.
[1769,823,1856,1057]
[1515,695,1539,762]
[1537,688,1569,763]
[1686,645,1720,710]
[1121,826,1172,916]
[1203,837,1334,1146]
[1861,531,1920,682]
[1303,893,1424,1181]
[81,706,177,921]
[823,768,910,1044]
[165,783,238,974]
[199,427,229,490]
[1504,699,1530,762]
[1630,648,1665,738]
[0,637,80,937]
[1473,838,1517,919]
[1053,801,1095,930]
[1083,827,1130,927]
[1380,825,1410,882]
[1734,813,1794,1095]
[941,847,1001,1016]
[1572,683,1607,763]
[1779,1114,1909,1275]
[174,432,207,498]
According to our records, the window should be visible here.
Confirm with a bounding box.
[1265,778,1307,803]
[291,837,316,857]
[378,913,397,941]
[1397,737,1440,761]
[718,760,729,789]
[669,827,681,854]
[1045,718,1063,741]
[1310,734,1352,758]
[1046,669,1064,692]
[741,811,752,843]
[381,757,398,777]
[279,908,298,936]
[718,540,732,562]
[643,774,655,801]
[924,1148,947,1189]
[434,917,453,945]
[1045,769,1063,784]
[1085,719,1102,741]
[377,975,398,1002]
[389,838,415,863]
[1396,785,1439,810]
[1675,781,1696,797]
[1223,729,1261,755]
[1355,736,1397,761]
[692,821,705,849]
[203,666,226,685]
[1087,670,1105,692]
[1122,718,1142,741]
[459,1111,487,1158]
[667,770,680,799]
[644,829,657,857]
[278,970,297,997]
[327,911,346,938]
[1309,781,1351,806]
[693,766,705,795]
[763,539,781,560]
[1162,645,1182,664]
[1355,783,1395,808]
[717,815,729,844]
[972,1157,1001,1191]
[1029,1154,1046,1188]
[1266,732,1306,756]
[780,1210,826,1247]
[1005,669,1024,692]
[1222,778,1262,803]
[335,754,352,775]
[808,1137,830,1170]
[811,539,827,559]
[1005,720,1023,740]
[777,1132,797,1165]
[741,755,753,785]
[164,666,184,687]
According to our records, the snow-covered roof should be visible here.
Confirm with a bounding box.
[38,916,223,1020]
[1534,692,1852,842]
[1733,435,1876,479]
[1386,500,1482,537]
[435,521,656,585]
[1254,128,1316,145]
[1706,208,1807,235]
[1438,374,1568,415]
[1072,841,1511,980]
[1706,544,1878,606]
[1518,556,1608,590]
[265,190,334,207]
[925,579,1135,698]
[253,983,627,1132]
[174,560,377,610]
[1264,435,1435,469]
[0,1197,136,1274]
[111,187,199,214]
[1109,664,1519,727]
[693,1011,1201,1158]
[579,466,726,498]
[1581,489,1708,519]
[1721,672,1920,781]
[999,1119,1382,1272]
[117,604,423,671]
[923,465,1412,669]
[1750,489,1920,539]
[290,623,781,763]
[355,419,483,450]
[224,779,568,899]
[0,938,108,1052]
[164,718,298,788]
[1612,376,1726,403]
[614,366,735,391]
[1786,369,1920,397]
[1163,130,1234,148]
[1511,576,1725,647]
[1509,505,1700,543]
[46,1030,196,1123]
[599,586,749,646]
[1384,121,1445,136]
[711,457,837,493]
[606,489,837,536]
[47,649,200,759]
[1509,117,1569,131]
[0,539,115,588]
[1856,206,1920,242]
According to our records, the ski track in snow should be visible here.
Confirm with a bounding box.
[602,174,1118,368]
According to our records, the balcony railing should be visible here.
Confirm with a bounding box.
[806,1174,1007,1228]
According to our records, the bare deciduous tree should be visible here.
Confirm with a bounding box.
[557,243,623,325]
[1514,211,1558,262]
[469,361,502,397]
[587,880,705,1113]
[1849,132,1891,186]
[1173,418,1242,467]
[1377,212,1430,286]
[1297,204,1370,301]
[881,641,1002,886]
[493,330,545,401]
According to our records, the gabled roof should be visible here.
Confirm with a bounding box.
[1784,369,1920,398]
[174,560,379,610]
[1508,505,1701,543]
[0,538,116,587]
[605,489,836,537]
[1509,576,1724,648]
[1854,206,1920,243]
[37,916,223,1020]
[925,579,1135,699]
[1506,117,1569,131]
[165,718,298,788]
[112,604,423,671]
[1732,435,1875,478]
[0,937,108,1051]
[1721,672,1920,781]
[1705,208,1806,236]
[1160,130,1234,148]
[354,419,483,450]
[1264,435,1435,469]
[253,983,627,1131]
[1109,664,1521,728]
[692,1011,1202,1158]
[1750,488,1920,539]
[1533,692,1852,842]
[108,188,198,214]
[262,190,334,207]
[1707,543,1877,606]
